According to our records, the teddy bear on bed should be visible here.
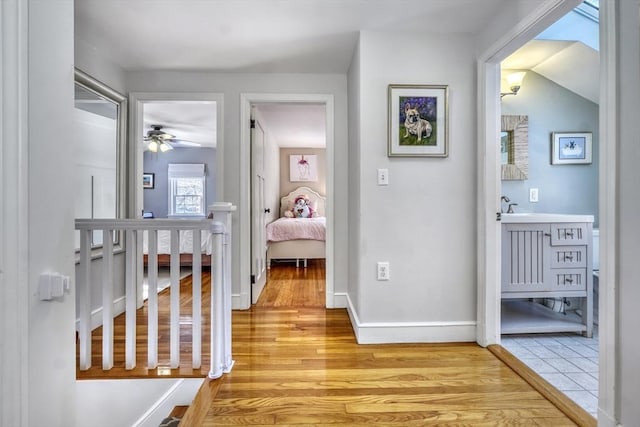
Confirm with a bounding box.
[285,195,315,218]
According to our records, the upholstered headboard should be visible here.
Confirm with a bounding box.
[280,186,326,217]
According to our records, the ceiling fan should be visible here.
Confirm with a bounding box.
[144,124,201,152]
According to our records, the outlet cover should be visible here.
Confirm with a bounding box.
[376,262,390,280]
[529,188,539,203]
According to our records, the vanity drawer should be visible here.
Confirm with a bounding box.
[549,268,587,292]
[550,223,589,246]
[550,246,587,268]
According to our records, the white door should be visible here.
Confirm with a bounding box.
[250,116,268,303]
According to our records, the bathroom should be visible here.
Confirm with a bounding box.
[498,9,601,416]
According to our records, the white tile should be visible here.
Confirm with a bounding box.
[539,372,583,391]
[563,390,599,414]
[506,345,537,359]
[566,344,599,358]
[566,357,599,373]
[545,358,585,373]
[522,357,558,373]
[566,372,599,391]
[543,345,583,358]
[527,345,561,358]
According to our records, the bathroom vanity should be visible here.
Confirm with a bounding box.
[501,213,594,337]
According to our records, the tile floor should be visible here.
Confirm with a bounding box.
[501,328,599,418]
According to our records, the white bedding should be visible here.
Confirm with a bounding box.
[142,229,213,255]
[266,217,326,242]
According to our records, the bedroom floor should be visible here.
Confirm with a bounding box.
[257,259,325,307]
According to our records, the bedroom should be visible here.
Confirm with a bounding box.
[130,99,327,304]
[250,102,328,306]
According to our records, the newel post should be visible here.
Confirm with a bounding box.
[208,202,237,377]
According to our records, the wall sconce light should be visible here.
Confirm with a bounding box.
[500,71,526,99]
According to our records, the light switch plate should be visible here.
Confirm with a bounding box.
[377,169,389,186]
[529,188,539,203]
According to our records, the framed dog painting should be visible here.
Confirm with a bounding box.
[388,84,449,157]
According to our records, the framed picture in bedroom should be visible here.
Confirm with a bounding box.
[290,154,318,182]
[551,132,592,165]
[142,173,155,189]
[388,84,449,157]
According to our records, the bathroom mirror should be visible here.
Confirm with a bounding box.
[501,115,528,180]
[73,68,127,249]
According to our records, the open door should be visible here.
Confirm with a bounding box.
[250,115,267,303]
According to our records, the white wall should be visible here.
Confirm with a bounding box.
[349,31,477,342]
[347,38,362,316]
[75,38,127,95]
[614,1,640,423]
[28,1,77,425]
[125,72,349,303]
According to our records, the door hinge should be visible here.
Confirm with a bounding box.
[250,274,256,284]
[496,212,502,221]
[250,119,256,129]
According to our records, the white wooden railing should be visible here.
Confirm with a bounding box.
[75,203,236,379]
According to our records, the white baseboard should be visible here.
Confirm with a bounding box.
[76,295,126,331]
[597,408,619,427]
[133,378,204,427]
[332,292,348,308]
[346,294,476,344]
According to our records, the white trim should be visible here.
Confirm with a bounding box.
[126,378,203,427]
[346,295,476,344]
[1,1,30,425]
[129,92,225,218]
[232,292,246,310]
[240,93,335,309]
[332,292,348,308]
[597,0,618,423]
[476,0,583,347]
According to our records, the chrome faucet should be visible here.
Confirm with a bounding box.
[500,196,510,213]
[507,203,518,214]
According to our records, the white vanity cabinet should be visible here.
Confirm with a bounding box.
[501,214,594,337]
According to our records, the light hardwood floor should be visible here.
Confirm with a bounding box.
[78,263,585,425]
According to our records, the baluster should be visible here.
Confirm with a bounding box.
[209,222,224,379]
[125,229,137,369]
[192,229,202,369]
[102,229,114,370]
[170,229,180,369]
[78,229,92,370]
[147,230,159,369]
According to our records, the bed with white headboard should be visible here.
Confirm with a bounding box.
[266,186,326,268]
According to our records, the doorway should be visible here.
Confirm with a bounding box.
[477,0,610,421]
[240,93,335,309]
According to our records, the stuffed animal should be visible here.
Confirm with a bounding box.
[291,195,314,218]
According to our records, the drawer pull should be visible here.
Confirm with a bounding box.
[564,255,574,261]
[565,231,575,237]
[565,277,574,283]
[544,233,551,237]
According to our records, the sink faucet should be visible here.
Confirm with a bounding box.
[501,196,510,213]
[507,202,518,214]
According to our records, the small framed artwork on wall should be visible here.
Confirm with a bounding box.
[142,173,155,189]
[290,154,318,182]
[551,132,592,165]
[388,84,449,157]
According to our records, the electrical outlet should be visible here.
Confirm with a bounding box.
[377,169,389,186]
[377,262,390,281]
[529,188,539,203]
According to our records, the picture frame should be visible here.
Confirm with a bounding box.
[142,173,155,189]
[551,132,592,165]
[289,154,318,182]
[388,84,449,157]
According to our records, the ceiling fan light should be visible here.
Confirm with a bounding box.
[148,140,159,152]
[160,141,173,152]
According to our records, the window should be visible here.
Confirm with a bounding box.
[168,164,206,217]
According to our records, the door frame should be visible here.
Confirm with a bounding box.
[240,93,335,309]
[477,0,616,422]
